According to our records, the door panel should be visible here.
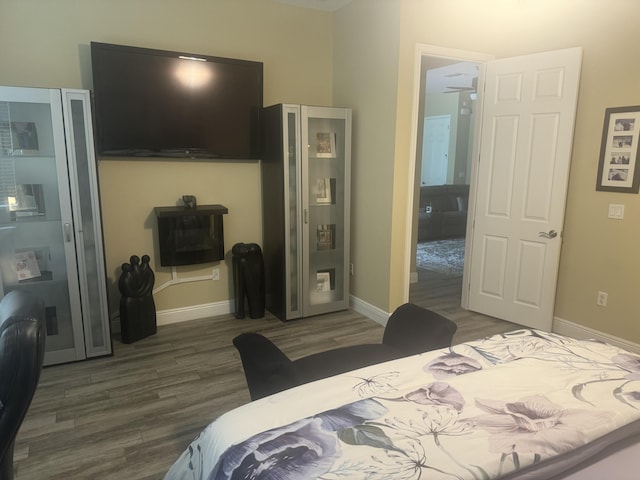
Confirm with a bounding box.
[423,115,450,185]
[514,240,545,306]
[467,47,582,330]
[487,115,518,216]
[479,235,507,298]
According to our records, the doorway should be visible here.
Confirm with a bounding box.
[409,55,479,308]
[407,46,582,337]
[407,48,521,339]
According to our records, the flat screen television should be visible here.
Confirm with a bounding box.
[90,42,263,159]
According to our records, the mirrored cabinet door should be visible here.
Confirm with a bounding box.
[0,86,85,364]
[284,106,303,319]
[0,86,111,365]
[62,89,111,358]
[301,105,351,317]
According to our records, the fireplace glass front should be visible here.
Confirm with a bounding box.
[155,204,228,266]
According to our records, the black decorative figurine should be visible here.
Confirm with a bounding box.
[182,194,197,209]
[118,254,157,343]
[232,243,265,319]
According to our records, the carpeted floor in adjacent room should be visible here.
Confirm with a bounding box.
[416,237,465,276]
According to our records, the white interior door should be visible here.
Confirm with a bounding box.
[466,47,582,330]
[422,115,450,185]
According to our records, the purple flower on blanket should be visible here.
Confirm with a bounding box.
[613,353,640,380]
[472,394,613,457]
[208,398,387,480]
[621,391,640,403]
[209,417,338,480]
[425,352,482,379]
[404,382,465,412]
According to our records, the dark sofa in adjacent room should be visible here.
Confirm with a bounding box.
[418,184,470,241]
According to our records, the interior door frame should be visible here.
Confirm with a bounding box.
[403,43,493,302]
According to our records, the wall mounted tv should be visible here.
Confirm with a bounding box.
[90,42,263,159]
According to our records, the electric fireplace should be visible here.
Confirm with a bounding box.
[155,204,228,266]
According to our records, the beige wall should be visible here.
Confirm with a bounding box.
[4,0,640,343]
[391,0,640,342]
[0,0,334,312]
[333,0,401,312]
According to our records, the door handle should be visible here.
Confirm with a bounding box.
[538,230,558,239]
[64,223,73,242]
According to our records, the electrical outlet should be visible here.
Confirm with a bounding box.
[597,291,608,307]
[349,263,354,275]
[212,268,220,281]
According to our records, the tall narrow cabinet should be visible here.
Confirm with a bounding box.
[262,104,351,320]
[0,86,111,365]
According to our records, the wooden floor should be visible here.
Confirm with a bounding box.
[410,266,520,343]
[14,267,518,480]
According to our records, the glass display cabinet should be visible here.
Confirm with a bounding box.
[261,104,351,320]
[0,86,111,365]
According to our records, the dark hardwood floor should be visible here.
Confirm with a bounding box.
[410,265,520,343]
[14,264,518,479]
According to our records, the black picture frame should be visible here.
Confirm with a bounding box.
[596,105,640,193]
[10,121,39,153]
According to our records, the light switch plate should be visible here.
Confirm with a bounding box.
[608,203,624,219]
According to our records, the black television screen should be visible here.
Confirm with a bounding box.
[90,42,263,159]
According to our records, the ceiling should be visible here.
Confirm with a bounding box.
[272,1,479,95]
[273,0,353,11]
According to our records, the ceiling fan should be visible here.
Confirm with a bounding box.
[444,76,478,94]
[444,86,475,93]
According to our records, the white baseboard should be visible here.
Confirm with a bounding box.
[135,296,389,329]
[350,295,390,326]
[110,299,234,332]
[113,296,382,332]
[156,300,234,326]
[409,271,418,284]
[553,316,640,354]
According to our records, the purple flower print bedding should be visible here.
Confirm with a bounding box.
[164,329,640,480]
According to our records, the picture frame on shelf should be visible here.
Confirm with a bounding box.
[316,224,335,251]
[316,268,335,292]
[316,271,331,292]
[315,177,333,204]
[10,121,39,155]
[315,132,336,158]
[14,250,41,282]
[596,106,640,193]
[9,184,46,220]
[15,246,50,273]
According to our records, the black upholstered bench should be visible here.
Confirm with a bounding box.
[233,303,457,400]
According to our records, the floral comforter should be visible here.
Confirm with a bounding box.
[164,329,640,480]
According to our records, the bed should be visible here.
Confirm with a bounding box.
[164,329,640,479]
